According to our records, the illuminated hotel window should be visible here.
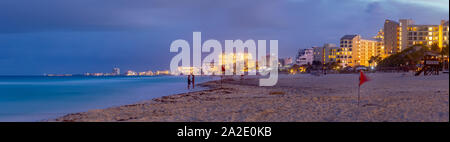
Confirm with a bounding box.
[428,27,433,31]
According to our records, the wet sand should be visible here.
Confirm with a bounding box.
[51,73,449,122]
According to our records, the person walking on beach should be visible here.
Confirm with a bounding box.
[192,73,195,89]
[187,75,191,89]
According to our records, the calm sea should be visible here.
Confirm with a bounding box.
[0,75,214,122]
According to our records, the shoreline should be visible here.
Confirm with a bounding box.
[35,76,217,122]
[50,73,449,122]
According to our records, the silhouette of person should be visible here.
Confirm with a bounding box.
[187,75,191,89]
[192,73,195,89]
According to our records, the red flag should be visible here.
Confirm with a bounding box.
[359,71,370,86]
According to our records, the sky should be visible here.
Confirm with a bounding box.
[0,0,448,75]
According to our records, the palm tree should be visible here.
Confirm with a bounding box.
[368,58,373,67]
[443,44,449,56]
[430,43,440,53]
[369,55,382,68]
[378,44,427,69]
[441,44,449,71]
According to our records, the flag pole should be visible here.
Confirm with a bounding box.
[357,84,361,122]
[357,70,370,121]
[358,85,360,107]
[357,71,361,121]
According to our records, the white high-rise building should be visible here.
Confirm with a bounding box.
[296,48,314,66]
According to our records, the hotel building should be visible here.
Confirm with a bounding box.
[359,38,383,67]
[383,19,449,55]
[125,70,138,76]
[313,43,339,65]
[338,35,359,67]
[306,19,448,68]
[278,57,293,67]
[337,35,384,67]
[296,48,314,66]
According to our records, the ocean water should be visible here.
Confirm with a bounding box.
[0,75,215,122]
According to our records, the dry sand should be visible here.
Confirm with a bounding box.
[51,73,449,122]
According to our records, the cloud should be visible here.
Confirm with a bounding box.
[365,2,384,14]
[0,0,290,33]
[0,0,448,33]
[391,0,448,12]
[357,0,448,10]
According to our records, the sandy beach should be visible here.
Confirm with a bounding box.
[51,73,449,122]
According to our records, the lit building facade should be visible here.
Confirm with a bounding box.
[296,48,314,66]
[313,43,339,65]
[373,29,387,58]
[125,70,138,76]
[359,39,382,67]
[337,35,383,67]
[442,20,449,46]
[155,70,170,75]
[139,71,154,76]
[383,19,449,55]
[278,57,293,68]
[338,35,359,67]
[383,19,399,55]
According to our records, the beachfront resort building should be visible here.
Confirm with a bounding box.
[155,70,170,75]
[338,35,359,67]
[337,35,384,67]
[334,19,449,67]
[313,43,339,65]
[139,70,154,76]
[125,70,138,76]
[383,19,400,55]
[359,38,383,67]
[296,48,314,66]
[278,57,293,68]
[383,19,449,56]
[302,19,449,68]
